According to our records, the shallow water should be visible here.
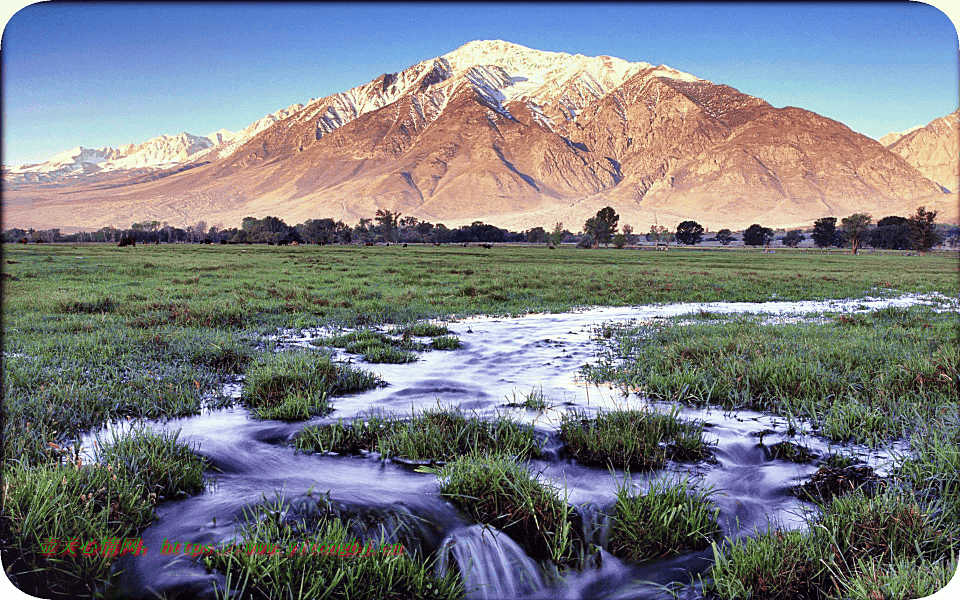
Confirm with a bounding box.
[95,293,952,599]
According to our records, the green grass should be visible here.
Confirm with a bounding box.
[710,430,960,600]
[204,495,463,600]
[316,327,464,363]
[559,407,712,470]
[608,477,720,562]
[768,441,816,463]
[585,306,958,446]
[437,452,576,565]
[2,243,956,598]
[296,407,541,461]
[430,335,462,350]
[0,428,207,599]
[505,386,549,411]
[242,350,382,420]
[401,322,451,337]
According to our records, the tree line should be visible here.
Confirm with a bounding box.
[4,205,955,253]
[576,205,954,254]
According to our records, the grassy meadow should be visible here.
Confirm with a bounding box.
[1,242,957,598]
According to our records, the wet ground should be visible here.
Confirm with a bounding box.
[93,293,954,599]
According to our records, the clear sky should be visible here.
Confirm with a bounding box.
[2,1,958,167]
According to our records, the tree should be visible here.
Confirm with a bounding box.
[612,233,627,249]
[584,206,619,247]
[870,216,911,250]
[840,213,872,254]
[354,218,373,243]
[622,224,636,246]
[374,209,401,243]
[715,229,734,245]
[742,224,774,247]
[549,222,565,246]
[908,206,941,255]
[675,220,704,245]
[525,226,548,244]
[811,217,839,248]
[647,225,673,244]
[782,230,805,247]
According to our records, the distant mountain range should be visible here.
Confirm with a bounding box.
[3,40,956,232]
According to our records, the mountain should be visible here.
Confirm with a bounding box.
[3,40,956,231]
[878,125,923,147]
[882,110,959,194]
[5,133,214,183]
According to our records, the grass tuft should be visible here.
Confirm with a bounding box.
[242,350,381,420]
[437,452,575,565]
[559,407,711,470]
[608,477,720,561]
[296,407,540,461]
[205,495,463,600]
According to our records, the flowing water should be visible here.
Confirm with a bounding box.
[91,293,953,599]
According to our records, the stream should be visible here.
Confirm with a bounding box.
[93,293,953,599]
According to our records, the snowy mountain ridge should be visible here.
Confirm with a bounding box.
[6,40,702,179]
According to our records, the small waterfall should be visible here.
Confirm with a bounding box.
[574,502,610,554]
[437,524,546,599]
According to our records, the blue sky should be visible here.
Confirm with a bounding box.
[2,2,958,167]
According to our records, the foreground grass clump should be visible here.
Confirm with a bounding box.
[711,489,954,600]
[559,408,710,470]
[296,407,541,461]
[608,477,720,562]
[0,429,207,599]
[242,350,382,420]
[585,306,958,446]
[711,429,960,600]
[205,496,463,600]
[437,453,575,565]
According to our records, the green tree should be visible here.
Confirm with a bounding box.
[675,220,704,245]
[584,207,620,247]
[782,230,805,247]
[742,224,774,247]
[375,209,401,243]
[583,206,620,246]
[714,229,733,245]
[647,225,673,244]
[908,206,941,255]
[840,213,872,254]
[811,217,839,248]
[525,227,548,244]
[549,222,565,246]
[870,216,911,250]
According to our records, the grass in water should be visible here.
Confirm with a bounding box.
[0,428,207,599]
[608,477,720,562]
[204,495,463,600]
[585,306,957,446]
[242,350,382,420]
[710,430,960,600]
[559,407,711,470]
[296,407,540,461]
[437,452,575,565]
[430,335,461,350]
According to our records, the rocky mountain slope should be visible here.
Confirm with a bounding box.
[4,40,956,231]
[883,110,959,194]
